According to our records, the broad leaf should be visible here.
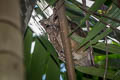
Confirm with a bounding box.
[24,27,33,76]
[30,38,50,80]
[38,36,60,66]
[76,66,117,79]
[46,57,60,80]
[94,42,120,54]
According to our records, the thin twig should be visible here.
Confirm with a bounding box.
[71,0,120,23]
[82,0,95,66]
[103,36,109,80]
[86,20,95,65]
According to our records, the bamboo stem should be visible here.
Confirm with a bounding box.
[0,0,24,80]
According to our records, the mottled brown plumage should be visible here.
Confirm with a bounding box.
[40,11,92,66]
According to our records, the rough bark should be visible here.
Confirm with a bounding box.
[56,0,76,80]
[0,0,24,80]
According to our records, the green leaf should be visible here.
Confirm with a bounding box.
[46,57,60,80]
[30,38,50,80]
[94,42,120,54]
[89,0,107,12]
[38,36,60,66]
[106,4,120,27]
[71,34,120,54]
[24,28,33,74]
[65,0,83,18]
[69,0,107,39]
[76,66,116,79]
[113,70,120,80]
[35,6,47,19]
[76,69,83,80]
[77,22,106,48]
[94,54,120,70]
[80,0,106,25]
[65,1,97,26]
[71,34,84,43]
[84,28,112,49]
[46,0,56,5]
[82,77,92,80]
[95,54,120,62]
[61,72,67,80]
[76,3,120,48]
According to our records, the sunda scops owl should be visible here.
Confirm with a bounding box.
[40,10,92,66]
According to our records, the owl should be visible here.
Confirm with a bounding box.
[40,11,92,66]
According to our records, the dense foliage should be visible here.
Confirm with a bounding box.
[24,0,120,80]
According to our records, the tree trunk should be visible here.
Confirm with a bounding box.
[0,0,24,80]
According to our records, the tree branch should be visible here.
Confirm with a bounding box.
[56,0,76,80]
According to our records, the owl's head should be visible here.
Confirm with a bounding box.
[39,19,51,29]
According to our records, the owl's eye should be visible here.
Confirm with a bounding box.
[46,25,50,28]
[60,50,64,53]
[53,15,58,21]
